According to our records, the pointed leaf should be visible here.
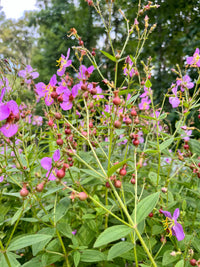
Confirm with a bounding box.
[80,249,106,262]
[132,192,160,224]
[107,241,134,260]
[8,234,52,251]
[100,50,117,62]
[93,225,132,248]
[107,159,130,177]
[159,137,174,151]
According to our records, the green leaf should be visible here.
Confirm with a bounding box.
[158,113,167,120]
[73,251,81,267]
[189,139,200,155]
[93,225,132,248]
[100,50,117,62]
[16,98,21,106]
[32,228,55,256]
[148,171,160,185]
[145,79,152,88]
[192,237,200,252]
[0,252,21,267]
[107,241,134,260]
[132,192,160,224]
[42,186,63,198]
[41,253,62,266]
[175,260,184,267]
[159,138,174,151]
[126,93,140,105]
[80,169,104,180]
[54,197,71,223]
[107,159,130,177]
[162,250,180,266]
[80,249,106,262]
[8,234,52,251]
[11,207,23,225]
[21,256,43,267]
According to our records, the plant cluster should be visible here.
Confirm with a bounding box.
[0,1,200,267]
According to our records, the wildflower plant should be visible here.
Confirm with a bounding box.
[0,1,200,267]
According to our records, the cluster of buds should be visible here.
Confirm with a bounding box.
[189,162,200,179]
[106,175,121,189]
[70,191,88,201]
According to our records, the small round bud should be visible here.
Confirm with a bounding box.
[78,192,88,201]
[56,138,63,146]
[133,139,140,146]
[55,112,62,120]
[57,169,65,179]
[119,168,127,176]
[20,187,29,197]
[131,178,135,184]
[148,212,153,217]
[114,180,122,188]
[114,120,121,128]
[36,182,45,192]
[190,259,197,266]
[113,96,121,106]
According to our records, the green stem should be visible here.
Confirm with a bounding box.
[56,229,71,267]
[4,253,12,267]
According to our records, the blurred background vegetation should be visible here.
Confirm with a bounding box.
[0,0,200,108]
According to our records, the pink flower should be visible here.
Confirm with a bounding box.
[0,100,19,137]
[186,48,200,67]
[78,65,94,80]
[57,49,72,76]
[18,65,39,84]
[41,149,61,181]
[176,75,194,92]
[139,96,151,110]
[60,84,79,110]
[169,84,180,108]
[35,74,57,106]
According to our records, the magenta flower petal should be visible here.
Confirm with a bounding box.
[173,223,185,241]
[71,84,78,97]
[169,96,180,108]
[173,208,180,220]
[161,208,185,241]
[41,157,52,170]
[0,104,10,120]
[48,172,57,181]
[60,101,73,110]
[7,100,19,115]
[161,210,172,219]
[53,149,60,162]
[0,123,18,137]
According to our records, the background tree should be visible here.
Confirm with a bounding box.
[0,8,35,65]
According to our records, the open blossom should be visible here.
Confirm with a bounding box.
[57,48,72,76]
[78,65,94,80]
[0,100,19,137]
[169,85,180,108]
[186,48,200,67]
[181,126,192,141]
[161,208,185,241]
[32,116,43,126]
[35,74,57,106]
[18,65,39,84]
[176,75,194,92]
[41,149,60,181]
[123,56,136,78]
[60,84,78,111]
[139,96,151,110]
